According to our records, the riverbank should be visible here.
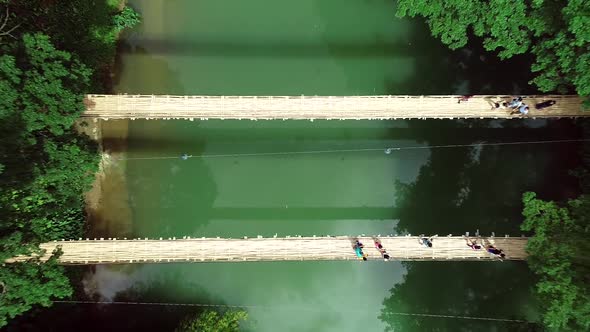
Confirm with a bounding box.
[77,119,133,238]
[74,0,138,238]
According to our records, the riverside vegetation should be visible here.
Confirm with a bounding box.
[394,1,590,329]
[0,0,140,327]
[396,0,590,101]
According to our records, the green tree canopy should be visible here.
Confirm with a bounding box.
[0,235,71,328]
[0,0,139,326]
[521,192,590,330]
[1,33,91,136]
[176,310,248,332]
[396,0,590,97]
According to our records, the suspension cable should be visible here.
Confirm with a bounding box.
[116,138,590,161]
[53,300,534,324]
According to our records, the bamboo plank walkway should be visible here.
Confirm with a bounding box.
[82,94,586,119]
[8,236,528,265]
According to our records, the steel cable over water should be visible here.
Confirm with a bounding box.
[114,138,590,161]
[53,300,534,324]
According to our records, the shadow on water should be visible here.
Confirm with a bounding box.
[381,18,537,95]
[6,268,229,332]
[112,38,439,58]
[159,206,397,221]
[113,40,186,94]
[107,127,575,144]
[380,262,543,332]
[378,118,585,331]
[391,119,583,236]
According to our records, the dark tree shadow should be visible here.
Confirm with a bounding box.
[380,118,585,331]
[6,268,232,332]
[392,119,583,235]
[112,44,186,95]
[380,261,543,332]
[383,18,538,95]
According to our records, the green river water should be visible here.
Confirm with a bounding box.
[11,0,586,331]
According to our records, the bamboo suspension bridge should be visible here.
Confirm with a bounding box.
[8,235,527,265]
[83,94,586,120]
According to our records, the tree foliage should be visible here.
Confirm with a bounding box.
[2,0,141,90]
[0,55,20,118]
[521,192,590,331]
[0,243,71,328]
[0,33,99,241]
[2,33,91,135]
[0,0,140,327]
[114,7,141,32]
[396,0,590,97]
[176,310,248,332]
[0,33,99,325]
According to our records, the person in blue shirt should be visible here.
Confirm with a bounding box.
[354,246,363,258]
[353,241,367,261]
[508,97,523,109]
[418,234,434,248]
[511,104,529,116]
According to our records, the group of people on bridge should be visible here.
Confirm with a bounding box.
[498,96,556,115]
[352,235,506,261]
[422,235,506,259]
[465,237,506,258]
[353,239,390,261]
[458,95,557,116]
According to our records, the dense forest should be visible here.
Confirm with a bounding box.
[0,0,139,326]
[396,0,590,101]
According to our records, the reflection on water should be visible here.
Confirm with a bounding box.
[85,261,407,332]
[381,262,541,331]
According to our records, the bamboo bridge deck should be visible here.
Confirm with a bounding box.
[83,94,586,119]
[8,236,528,265]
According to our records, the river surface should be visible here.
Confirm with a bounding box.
[12,0,585,331]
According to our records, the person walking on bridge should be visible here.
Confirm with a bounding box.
[511,104,529,116]
[465,237,482,250]
[353,239,367,261]
[419,234,436,248]
[374,239,390,261]
[354,245,367,261]
[354,239,364,249]
[486,245,506,259]
[508,96,523,109]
